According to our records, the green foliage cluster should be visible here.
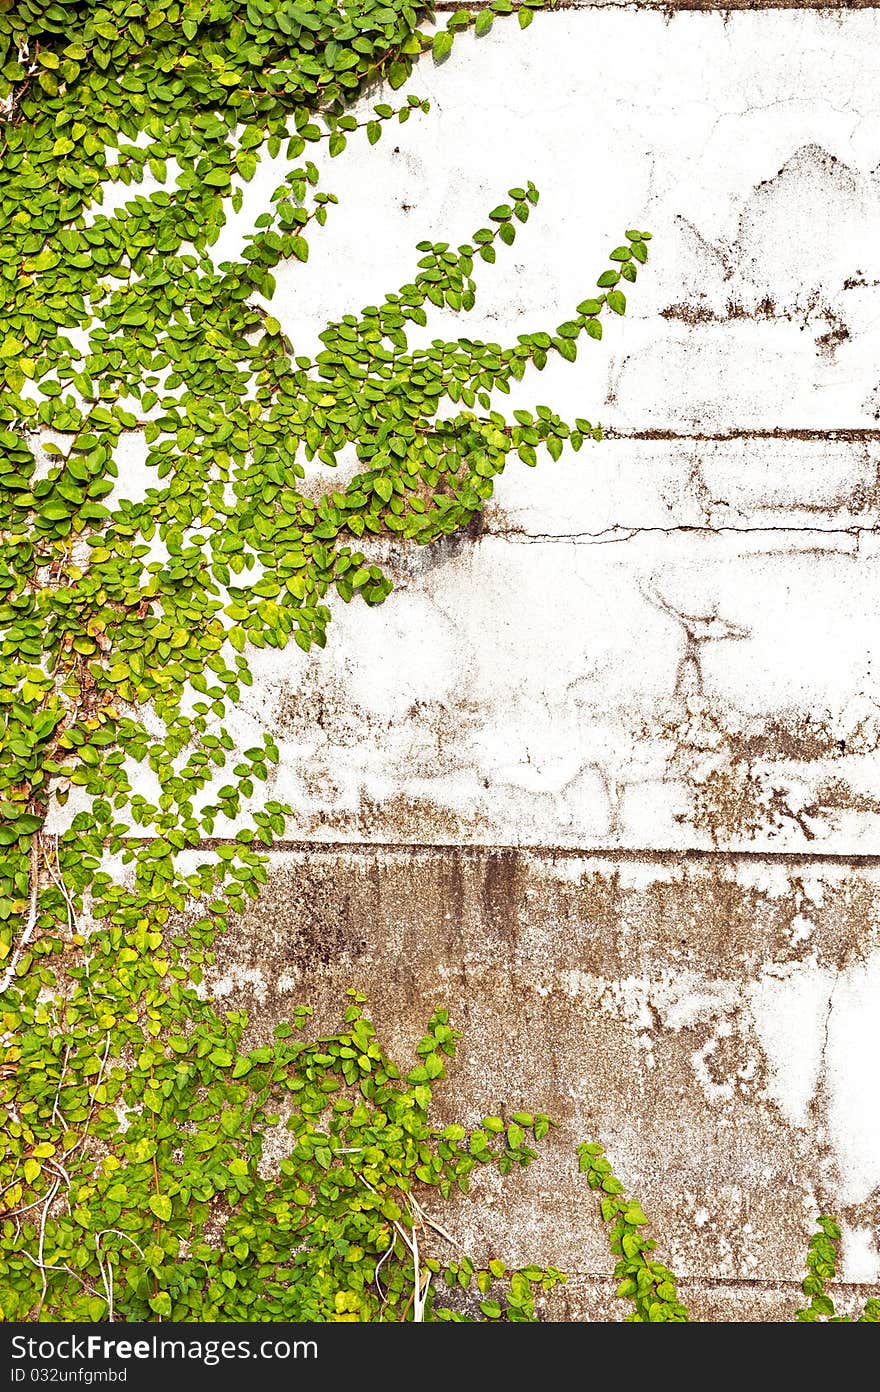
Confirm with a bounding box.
[578,1142,689,1323]
[795,1217,879,1323]
[0,0,655,1321]
[576,1156,880,1324]
[2,0,868,1329]
[4,989,565,1320]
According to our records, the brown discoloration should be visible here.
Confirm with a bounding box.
[603,428,880,442]
[437,1,880,15]
[331,791,488,844]
[480,848,521,947]
[538,1276,877,1323]
[640,688,880,846]
[203,847,880,1288]
[816,317,852,358]
[811,778,880,817]
[660,292,852,360]
[661,302,717,326]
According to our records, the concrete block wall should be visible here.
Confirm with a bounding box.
[112,5,880,1318]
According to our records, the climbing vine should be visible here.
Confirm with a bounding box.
[0,0,655,1322]
[794,1217,880,1323]
[577,1142,690,1323]
[1,1,865,1327]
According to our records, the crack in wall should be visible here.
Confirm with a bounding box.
[436,1,880,10]
[631,581,880,843]
[811,973,842,1212]
[173,839,880,866]
[643,587,751,699]
[605,429,880,441]
[70,424,880,441]
[486,523,880,544]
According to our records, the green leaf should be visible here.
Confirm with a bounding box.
[433,32,453,62]
[388,61,410,89]
[607,290,627,315]
[624,1203,649,1226]
[149,1194,172,1222]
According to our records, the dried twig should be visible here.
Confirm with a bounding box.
[33,1176,61,1318]
[358,1177,432,1322]
[95,1230,148,1323]
[409,1193,465,1253]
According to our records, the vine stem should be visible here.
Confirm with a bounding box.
[33,1175,62,1319]
[63,1034,111,1163]
[0,837,41,997]
[358,1176,431,1321]
[93,1230,148,1322]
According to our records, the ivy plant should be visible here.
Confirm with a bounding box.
[578,1141,690,1323]
[794,1217,880,1324]
[0,0,655,1321]
[2,988,568,1321]
[579,1154,880,1324]
[1,0,875,1329]
[1,0,876,1329]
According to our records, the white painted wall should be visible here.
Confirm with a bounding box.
[108,8,880,1315]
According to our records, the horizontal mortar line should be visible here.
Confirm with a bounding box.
[557,1274,878,1291]
[487,523,880,543]
[153,839,880,866]
[601,427,880,442]
[435,1,880,9]
[105,424,880,442]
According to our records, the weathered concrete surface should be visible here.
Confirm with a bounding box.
[262,12,880,430]
[194,11,880,861]
[536,1278,878,1323]
[235,529,880,853]
[192,10,880,1318]
[207,850,880,1306]
[108,10,879,1317]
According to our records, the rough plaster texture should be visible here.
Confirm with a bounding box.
[101,9,880,1317]
[208,850,880,1305]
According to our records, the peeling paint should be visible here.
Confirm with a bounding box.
[103,6,880,1316]
[188,848,880,1295]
